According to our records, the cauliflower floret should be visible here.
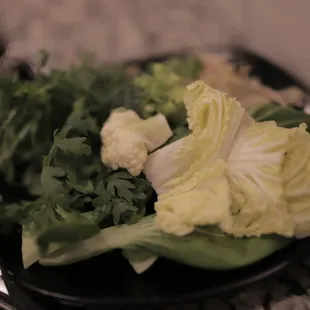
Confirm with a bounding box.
[100,109,173,176]
[101,129,147,176]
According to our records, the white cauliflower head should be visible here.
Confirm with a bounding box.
[100,109,172,176]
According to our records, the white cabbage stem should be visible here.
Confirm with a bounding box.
[39,215,290,271]
[39,215,159,266]
[100,109,173,176]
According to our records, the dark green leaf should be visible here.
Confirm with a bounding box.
[69,195,86,210]
[0,54,154,242]
[107,176,136,202]
[0,203,25,222]
[250,103,310,129]
[104,201,113,214]
[106,182,116,196]
[260,108,310,128]
[248,104,279,120]
[111,171,134,180]
[111,198,137,225]
[66,99,99,134]
[134,192,147,200]
[54,137,91,155]
[41,166,66,198]
[94,181,107,194]
[66,179,94,194]
[37,223,100,254]
[117,187,135,202]
[108,177,136,190]
[91,195,111,208]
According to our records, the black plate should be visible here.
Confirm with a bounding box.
[1,50,310,309]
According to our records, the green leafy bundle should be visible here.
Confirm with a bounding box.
[133,57,203,127]
[0,58,130,185]
[2,97,151,244]
[0,54,202,259]
[0,57,155,249]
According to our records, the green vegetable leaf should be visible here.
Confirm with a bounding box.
[249,103,310,129]
[248,104,278,120]
[111,198,137,225]
[91,195,111,208]
[54,136,91,155]
[133,59,193,127]
[0,53,162,268]
[162,57,203,80]
[116,186,136,202]
[106,172,136,202]
[66,99,99,134]
[39,214,291,270]
[37,223,100,254]
[40,166,66,198]
[66,179,94,195]
[21,201,101,265]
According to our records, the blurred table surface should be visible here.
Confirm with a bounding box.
[0,0,310,86]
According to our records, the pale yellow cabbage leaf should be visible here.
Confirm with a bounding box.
[144,81,295,238]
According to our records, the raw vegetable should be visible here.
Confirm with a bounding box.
[0,56,132,188]
[0,57,155,268]
[40,214,291,269]
[39,80,309,273]
[134,53,306,117]
[0,54,196,269]
[0,52,309,274]
[100,108,173,176]
[133,57,202,127]
[145,81,293,238]
[248,103,310,128]
[17,101,152,268]
[282,124,310,238]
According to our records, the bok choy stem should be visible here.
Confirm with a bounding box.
[39,214,291,271]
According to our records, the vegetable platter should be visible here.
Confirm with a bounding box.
[0,49,310,309]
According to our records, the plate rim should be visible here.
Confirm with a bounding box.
[1,239,308,306]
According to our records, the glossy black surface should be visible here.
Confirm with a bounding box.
[1,50,310,308]
[1,227,310,308]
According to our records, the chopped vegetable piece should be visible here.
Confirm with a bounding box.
[100,108,173,176]
[282,124,310,237]
[144,81,295,238]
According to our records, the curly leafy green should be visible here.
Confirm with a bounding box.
[133,57,202,127]
[13,101,151,267]
[0,56,158,267]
